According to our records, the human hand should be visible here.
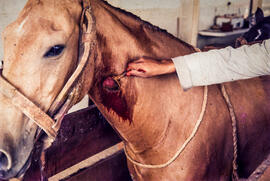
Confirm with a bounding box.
[126,57,175,78]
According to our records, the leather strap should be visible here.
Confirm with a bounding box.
[0,75,57,138]
[48,1,93,116]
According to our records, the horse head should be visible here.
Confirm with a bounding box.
[0,0,96,179]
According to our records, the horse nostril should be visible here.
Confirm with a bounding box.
[0,150,12,171]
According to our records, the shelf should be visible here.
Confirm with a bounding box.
[198,28,249,37]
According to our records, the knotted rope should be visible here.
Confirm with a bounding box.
[221,85,239,180]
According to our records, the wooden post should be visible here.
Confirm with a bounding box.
[252,0,263,13]
[176,17,180,38]
[191,0,200,46]
[179,0,200,46]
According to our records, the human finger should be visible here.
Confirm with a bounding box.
[126,69,146,77]
[127,63,145,72]
[129,57,148,64]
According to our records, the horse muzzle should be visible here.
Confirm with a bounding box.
[0,153,31,180]
[0,149,12,174]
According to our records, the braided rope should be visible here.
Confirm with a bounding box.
[221,85,239,180]
[124,86,208,169]
[246,148,270,180]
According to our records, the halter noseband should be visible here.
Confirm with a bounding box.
[0,0,95,140]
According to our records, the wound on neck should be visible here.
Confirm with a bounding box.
[100,77,131,122]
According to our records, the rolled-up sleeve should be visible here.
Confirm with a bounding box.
[172,39,270,90]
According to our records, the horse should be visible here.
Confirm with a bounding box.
[235,8,270,47]
[1,0,270,180]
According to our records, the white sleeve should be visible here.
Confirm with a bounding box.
[172,39,270,90]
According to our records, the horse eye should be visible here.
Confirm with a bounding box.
[44,45,65,58]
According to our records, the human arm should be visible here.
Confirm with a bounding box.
[127,39,270,90]
[172,39,270,89]
[126,58,175,77]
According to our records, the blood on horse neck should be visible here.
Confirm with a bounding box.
[91,0,195,122]
[101,89,130,121]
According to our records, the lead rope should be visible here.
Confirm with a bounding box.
[247,155,270,181]
[221,84,239,180]
[124,86,208,169]
[124,84,240,179]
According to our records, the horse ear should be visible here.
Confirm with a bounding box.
[255,8,264,23]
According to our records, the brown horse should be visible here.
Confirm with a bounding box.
[1,0,270,180]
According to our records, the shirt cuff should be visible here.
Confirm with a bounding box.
[172,56,193,90]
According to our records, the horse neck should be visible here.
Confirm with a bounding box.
[89,0,204,154]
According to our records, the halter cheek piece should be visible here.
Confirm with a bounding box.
[0,0,95,140]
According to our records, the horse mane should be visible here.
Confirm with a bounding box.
[99,0,195,50]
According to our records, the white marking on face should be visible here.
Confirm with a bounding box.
[16,16,29,34]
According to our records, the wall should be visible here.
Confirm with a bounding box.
[263,0,270,15]
[199,0,250,31]
[108,0,202,45]
[108,0,181,37]
[0,0,28,61]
